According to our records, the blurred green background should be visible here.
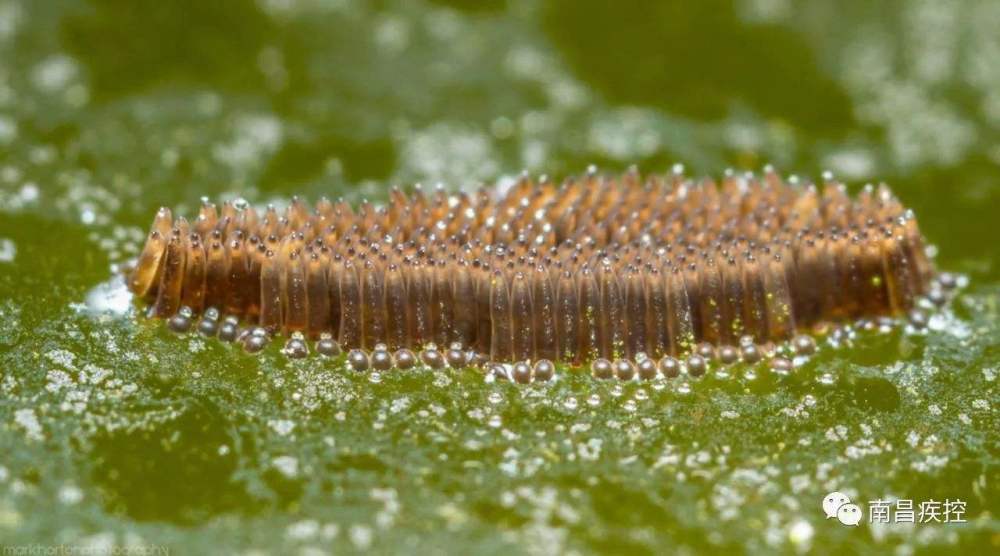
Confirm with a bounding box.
[0,0,997,554]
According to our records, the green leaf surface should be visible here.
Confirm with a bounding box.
[0,1,997,554]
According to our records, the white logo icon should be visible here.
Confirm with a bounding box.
[837,503,863,526]
[823,491,862,525]
[823,491,851,519]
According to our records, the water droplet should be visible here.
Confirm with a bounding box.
[623,400,638,412]
[368,371,382,384]
[487,392,504,405]
[563,397,579,410]
[586,394,601,407]
[488,415,502,428]
[817,372,836,386]
[676,382,692,395]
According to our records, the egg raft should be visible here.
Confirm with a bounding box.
[125,168,956,381]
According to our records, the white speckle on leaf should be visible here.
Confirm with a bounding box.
[788,519,814,551]
[823,148,875,180]
[0,238,16,263]
[14,408,43,441]
[349,524,373,550]
[286,519,320,541]
[399,123,499,191]
[389,396,411,414]
[374,15,410,54]
[213,114,283,176]
[82,364,111,385]
[269,419,296,436]
[272,456,299,478]
[577,438,602,462]
[588,108,664,160]
[32,55,79,93]
[911,454,949,472]
[58,485,83,505]
[82,276,133,316]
